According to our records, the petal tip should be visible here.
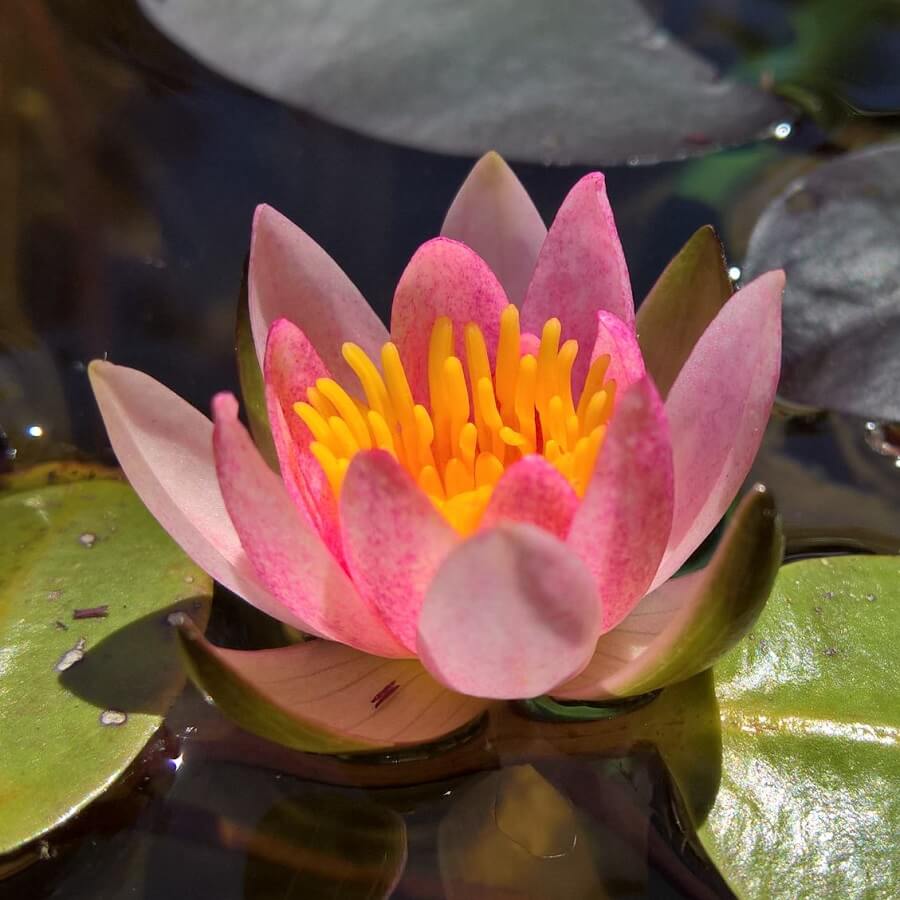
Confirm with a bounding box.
[212,391,239,421]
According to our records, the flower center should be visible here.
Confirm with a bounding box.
[294,306,616,534]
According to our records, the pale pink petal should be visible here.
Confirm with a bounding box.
[212,392,409,658]
[390,237,510,402]
[519,332,541,356]
[521,173,634,391]
[652,270,784,589]
[179,621,490,751]
[341,451,458,653]
[480,455,579,540]
[589,310,646,394]
[88,361,314,633]
[264,318,343,561]
[568,376,674,632]
[417,523,602,699]
[441,152,546,307]
[249,204,388,383]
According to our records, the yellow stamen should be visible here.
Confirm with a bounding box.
[577,353,611,423]
[495,305,521,417]
[307,385,338,420]
[535,318,561,418]
[293,402,340,454]
[299,314,622,534]
[316,378,372,449]
[367,410,397,460]
[427,317,454,466]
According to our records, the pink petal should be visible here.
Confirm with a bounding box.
[590,310,646,394]
[390,237,510,402]
[652,270,784,588]
[264,318,343,561]
[248,204,389,383]
[441,151,546,307]
[567,376,674,632]
[417,523,602,699]
[88,361,313,633]
[179,620,490,751]
[521,173,634,392]
[341,451,458,653]
[480,455,579,540]
[212,392,409,658]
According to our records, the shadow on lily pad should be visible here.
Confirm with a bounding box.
[59,601,209,716]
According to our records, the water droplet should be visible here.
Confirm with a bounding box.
[99,709,128,727]
[56,638,86,672]
[773,122,792,140]
[864,421,900,459]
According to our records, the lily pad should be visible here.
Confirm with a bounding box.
[743,140,900,422]
[0,463,211,855]
[697,554,900,898]
[136,0,790,166]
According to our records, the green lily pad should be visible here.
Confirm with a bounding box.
[697,554,900,898]
[0,463,212,855]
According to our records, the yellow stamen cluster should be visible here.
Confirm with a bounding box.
[293,306,616,534]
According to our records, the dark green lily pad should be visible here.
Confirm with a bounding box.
[0,463,211,855]
[697,554,900,898]
[743,140,900,421]
[136,0,790,165]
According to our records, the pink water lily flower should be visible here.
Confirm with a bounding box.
[90,153,784,754]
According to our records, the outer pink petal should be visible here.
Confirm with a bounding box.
[568,376,674,632]
[88,361,313,633]
[264,318,343,561]
[181,629,490,750]
[390,237,510,402]
[212,392,409,658]
[341,451,458,653]
[480,455,579,540]
[652,270,784,589]
[248,204,389,383]
[521,173,634,392]
[590,310,646,393]
[441,152,546,307]
[416,523,602,699]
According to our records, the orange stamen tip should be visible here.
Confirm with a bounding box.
[301,315,620,534]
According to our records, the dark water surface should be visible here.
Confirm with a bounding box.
[2,1,899,897]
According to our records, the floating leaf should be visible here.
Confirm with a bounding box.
[0,463,211,855]
[136,0,790,166]
[696,554,900,898]
[743,140,900,421]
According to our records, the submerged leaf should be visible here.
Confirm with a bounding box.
[0,463,211,855]
[697,554,900,898]
[136,0,790,165]
[743,140,900,421]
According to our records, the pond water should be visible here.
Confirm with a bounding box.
[1,1,899,897]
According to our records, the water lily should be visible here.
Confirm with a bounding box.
[89,152,784,753]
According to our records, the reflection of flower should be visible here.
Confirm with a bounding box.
[89,153,783,750]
